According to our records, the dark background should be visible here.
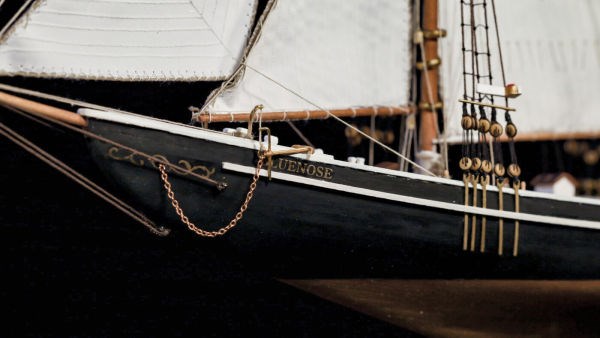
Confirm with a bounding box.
[0,1,418,336]
[0,81,419,336]
[0,1,598,336]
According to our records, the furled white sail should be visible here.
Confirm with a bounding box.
[0,0,257,81]
[204,0,412,120]
[440,0,600,142]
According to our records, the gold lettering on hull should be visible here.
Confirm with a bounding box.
[275,158,334,180]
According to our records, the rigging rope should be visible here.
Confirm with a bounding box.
[0,80,432,176]
[458,0,522,255]
[0,83,133,115]
[197,0,435,176]
[479,174,489,252]
[0,0,33,41]
[497,178,505,255]
[0,93,226,189]
[462,173,470,251]
[413,0,449,175]
[240,63,436,177]
[0,116,169,236]
[417,33,449,174]
[285,120,314,148]
[491,0,520,185]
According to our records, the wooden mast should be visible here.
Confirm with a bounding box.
[419,0,441,152]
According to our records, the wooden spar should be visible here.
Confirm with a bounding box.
[418,0,440,152]
[458,98,515,112]
[503,131,600,142]
[196,106,414,123]
[438,131,600,145]
[0,91,87,127]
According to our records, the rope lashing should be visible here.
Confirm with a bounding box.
[463,173,471,251]
[480,175,490,252]
[0,120,169,236]
[513,180,521,256]
[470,173,479,251]
[497,178,506,255]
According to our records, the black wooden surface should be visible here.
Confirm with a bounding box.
[0,0,598,335]
[0,115,419,337]
[80,117,600,279]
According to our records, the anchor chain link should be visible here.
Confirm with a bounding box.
[159,155,265,237]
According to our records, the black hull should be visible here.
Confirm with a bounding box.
[84,115,600,279]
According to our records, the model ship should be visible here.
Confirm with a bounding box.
[0,0,598,278]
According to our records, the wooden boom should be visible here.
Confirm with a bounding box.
[0,91,87,127]
[197,106,414,123]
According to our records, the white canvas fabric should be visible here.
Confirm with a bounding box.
[206,0,412,115]
[0,0,257,81]
[440,0,600,142]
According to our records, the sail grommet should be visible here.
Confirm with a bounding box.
[489,122,503,137]
[507,163,521,178]
[494,163,505,177]
[459,157,473,171]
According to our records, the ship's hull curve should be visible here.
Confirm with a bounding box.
[85,117,600,279]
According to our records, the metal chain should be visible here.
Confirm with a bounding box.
[158,155,265,237]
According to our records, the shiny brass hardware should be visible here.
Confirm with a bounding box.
[458,99,516,112]
[418,101,443,111]
[416,58,441,70]
[246,104,264,139]
[259,127,314,180]
[423,29,447,39]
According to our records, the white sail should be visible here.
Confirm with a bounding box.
[205,0,412,119]
[440,0,600,142]
[0,0,257,81]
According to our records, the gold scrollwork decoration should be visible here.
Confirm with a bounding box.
[107,146,145,166]
[178,160,216,179]
[107,147,215,180]
[148,154,170,170]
